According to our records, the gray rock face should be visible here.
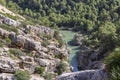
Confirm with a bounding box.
[19,56,36,74]
[0,56,19,73]
[77,47,104,70]
[0,73,16,80]
[25,25,54,36]
[57,69,108,80]
[0,25,70,79]
[0,14,20,26]
[10,34,42,51]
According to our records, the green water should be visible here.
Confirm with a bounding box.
[60,30,79,72]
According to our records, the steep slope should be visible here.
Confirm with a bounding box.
[0,5,71,80]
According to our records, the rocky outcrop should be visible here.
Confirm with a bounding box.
[0,14,20,26]
[0,48,19,73]
[77,46,106,70]
[25,25,54,36]
[72,34,84,46]
[0,73,16,80]
[57,69,108,80]
[10,34,42,51]
[0,25,70,80]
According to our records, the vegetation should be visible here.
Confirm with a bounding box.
[5,36,11,44]
[0,36,11,47]
[44,73,57,80]
[0,0,118,31]
[41,39,49,47]
[1,0,120,50]
[15,70,30,80]
[41,33,52,40]
[105,48,120,70]
[56,61,68,75]
[105,48,120,80]
[0,24,18,34]
[35,66,45,75]
[9,48,26,58]
[111,67,120,80]
[0,39,4,47]
[54,30,64,48]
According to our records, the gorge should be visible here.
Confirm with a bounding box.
[60,30,79,72]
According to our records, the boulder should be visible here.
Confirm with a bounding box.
[72,34,84,46]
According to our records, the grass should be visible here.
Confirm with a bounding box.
[0,24,18,34]
[0,12,18,20]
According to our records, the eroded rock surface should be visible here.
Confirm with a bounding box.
[0,25,70,80]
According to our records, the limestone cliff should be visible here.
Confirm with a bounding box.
[0,17,70,79]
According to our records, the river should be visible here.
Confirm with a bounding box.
[60,30,79,72]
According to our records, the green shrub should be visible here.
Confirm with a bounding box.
[44,73,56,80]
[54,30,64,48]
[41,39,49,47]
[15,70,30,80]
[110,67,120,80]
[56,61,68,75]
[104,48,120,80]
[105,48,120,70]
[42,34,52,40]
[38,33,52,40]
[9,48,26,57]
[0,43,3,47]
[0,39,4,47]
[0,24,18,34]
[5,37,11,44]
[35,66,45,75]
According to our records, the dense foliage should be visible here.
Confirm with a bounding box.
[35,66,45,75]
[0,0,119,31]
[15,70,30,80]
[105,48,120,80]
[56,61,68,75]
